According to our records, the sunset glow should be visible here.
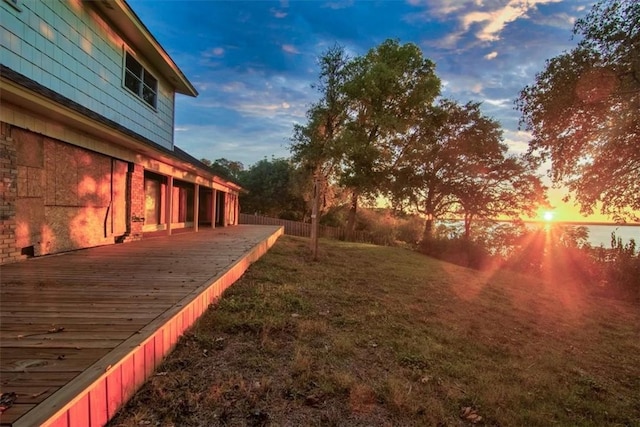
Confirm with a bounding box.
[543,211,555,222]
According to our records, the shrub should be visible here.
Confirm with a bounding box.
[418,237,493,270]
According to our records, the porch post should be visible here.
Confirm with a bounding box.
[193,183,199,232]
[234,194,239,225]
[211,189,217,228]
[221,192,227,227]
[166,176,173,236]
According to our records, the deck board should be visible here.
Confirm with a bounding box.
[0,225,283,427]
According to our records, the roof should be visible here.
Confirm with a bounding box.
[90,0,198,97]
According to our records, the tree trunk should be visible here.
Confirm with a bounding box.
[421,215,434,242]
[345,191,358,240]
[464,214,472,240]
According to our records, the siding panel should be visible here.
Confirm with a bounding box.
[0,0,175,149]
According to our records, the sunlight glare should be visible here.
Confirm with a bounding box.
[543,211,555,222]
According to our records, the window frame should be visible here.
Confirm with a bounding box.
[123,51,158,110]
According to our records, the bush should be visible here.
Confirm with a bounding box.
[395,215,423,246]
[605,236,640,300]
[418,237,493,270]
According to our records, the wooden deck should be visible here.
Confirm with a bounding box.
[0,225,283,427]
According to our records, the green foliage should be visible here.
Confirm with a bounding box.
[340,40,441,236]
[290,46,351,215]
[418,236,493,270]
[517,0,640,221]
[389,99,545,241]
[604,234,640,299]
[201,157,244,183]
[239,158,306,219]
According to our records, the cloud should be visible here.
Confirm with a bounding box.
[502,129,532,154]
[211,47,225,57]
[323,0,354,10]
[419,0,563,46]
[282,44,300,54]
[531,12,576,30]
[483,98,511,108]
[484,51,498,60]
[270,8,287,18]
[218,81,247,93]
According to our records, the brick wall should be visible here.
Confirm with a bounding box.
[0,123,24,264]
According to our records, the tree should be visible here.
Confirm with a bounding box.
[386,102,454,241]
[389,100,544,241]
[238,158,305,219]
[454,155,546,239]
[290,45,350,217]
[201,158,245,182]
[340,39,440,237]
[516,0,640,222]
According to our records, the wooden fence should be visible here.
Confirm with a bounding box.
[239,213,375,243]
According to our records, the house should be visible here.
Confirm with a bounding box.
[0,0,241,265]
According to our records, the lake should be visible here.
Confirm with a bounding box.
[582,224,639,248]
[440,220,639,249]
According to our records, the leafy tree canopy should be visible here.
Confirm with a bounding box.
[517,0,639,221]
[201,158,245,183]
[390,99,544,240]
[238,157,306,219]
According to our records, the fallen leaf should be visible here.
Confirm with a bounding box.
[0,392,17,414]
[460,406,483,424]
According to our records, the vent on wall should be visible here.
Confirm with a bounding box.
[21,245,35,257]
[3,0,22,12]
[99,0,115,10]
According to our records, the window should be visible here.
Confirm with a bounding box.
[124,52,157,108]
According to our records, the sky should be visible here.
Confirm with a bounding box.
[128,0,605,222]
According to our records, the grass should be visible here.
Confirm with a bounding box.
[108,236,640,426]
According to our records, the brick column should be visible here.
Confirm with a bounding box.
[0,122,21,264]
[129,164,144,240]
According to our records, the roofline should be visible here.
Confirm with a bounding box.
[89,0,198,97]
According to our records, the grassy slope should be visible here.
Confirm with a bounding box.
[109,236,640,426]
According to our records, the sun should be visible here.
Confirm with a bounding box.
[542,211,555,222]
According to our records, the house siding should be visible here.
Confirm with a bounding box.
[0,0,175,150]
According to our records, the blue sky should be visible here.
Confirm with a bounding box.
[129,0,594,168]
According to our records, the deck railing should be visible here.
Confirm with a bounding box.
[239,213,375,243]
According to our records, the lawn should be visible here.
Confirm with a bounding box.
[108,236,640,426]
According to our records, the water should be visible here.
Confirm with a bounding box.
[439,220,639,249]
[583,224,639,248]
